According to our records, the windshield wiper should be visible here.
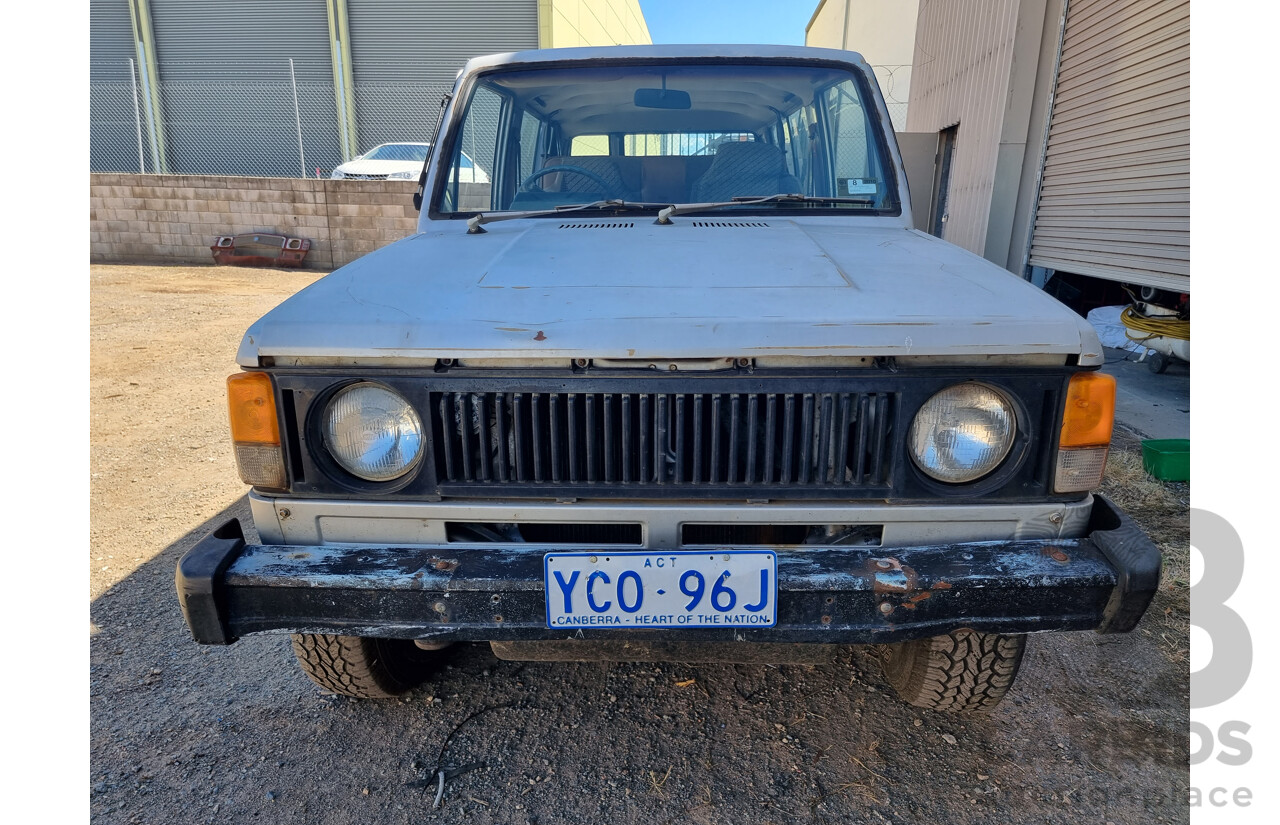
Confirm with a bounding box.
[466,193,883,233]
[466,200,670,234]
[655,193,879,224]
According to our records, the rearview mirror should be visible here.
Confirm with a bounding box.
[634,88,691,109]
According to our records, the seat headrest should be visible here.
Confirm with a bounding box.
[710,141,785,172]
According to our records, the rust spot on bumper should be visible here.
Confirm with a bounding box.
[900,590,932,610]
[868,557,956,613]
[866,557,919,593]
[1043,547,1070,563]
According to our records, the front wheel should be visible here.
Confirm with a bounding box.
[289,634,443,699]
[880,629,1026,713]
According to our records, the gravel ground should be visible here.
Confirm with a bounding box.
[90,264,1189,824]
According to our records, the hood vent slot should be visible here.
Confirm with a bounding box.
[691,221,770,228]
[559,222,634,229]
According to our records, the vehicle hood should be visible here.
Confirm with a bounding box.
[334,158,419,175]
[238,219,1101,365]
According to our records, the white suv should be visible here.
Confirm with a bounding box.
[178,45,1160,714]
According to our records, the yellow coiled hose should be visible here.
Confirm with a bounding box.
[1121,305,1190,342]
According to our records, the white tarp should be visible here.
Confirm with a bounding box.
[1086,305,1144,353]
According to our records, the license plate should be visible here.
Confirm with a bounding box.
[544,551,777,629]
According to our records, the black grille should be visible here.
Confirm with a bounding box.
[274,368,1070,503]
[429,391,893,492]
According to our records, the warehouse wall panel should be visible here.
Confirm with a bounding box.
[905,0,1021,255]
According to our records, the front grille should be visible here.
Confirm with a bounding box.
[429,390,893,493]
[232,235,284,255]
[344,173,389,180]
[274,368,1070,503]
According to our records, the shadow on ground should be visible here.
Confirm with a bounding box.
[91,498,1189,825]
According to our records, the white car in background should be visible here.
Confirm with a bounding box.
[330,142,490,183]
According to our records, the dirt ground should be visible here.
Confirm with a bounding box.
[90,264,1189,824]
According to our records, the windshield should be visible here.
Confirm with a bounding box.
[435,62,898,216]
[365,143,430,161]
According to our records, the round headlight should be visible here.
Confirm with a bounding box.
[323,383,423,482]
[909,384,1016,483]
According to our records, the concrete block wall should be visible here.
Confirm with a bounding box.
[89,174,422,270]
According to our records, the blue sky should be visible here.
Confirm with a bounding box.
[638,0,813,46]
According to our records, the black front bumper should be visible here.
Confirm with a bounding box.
[176,495,1161,646]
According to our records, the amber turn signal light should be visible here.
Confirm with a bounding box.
[1054,372,1115,493]
[227,372,287,489]
[1059,372,1115,448]
[227,372,280,445]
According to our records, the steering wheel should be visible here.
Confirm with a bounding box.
[521,165,612,194]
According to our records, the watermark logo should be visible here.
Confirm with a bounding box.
[1191,509,1254,810]
[1192,509,1251,710]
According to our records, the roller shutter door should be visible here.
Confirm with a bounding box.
[147,0,336,176]
[1028,0,1189,292]
[346,0,538,150]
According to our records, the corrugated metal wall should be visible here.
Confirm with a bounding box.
[148,0,332,79]
[347,0,536,82]
[905,0,1020,255]
[90,0,136,81]
[1028,0,1189,291]
[91,0,142,171]
[347,0,538,151]
[88,0,631,177]
[147,0,337,176]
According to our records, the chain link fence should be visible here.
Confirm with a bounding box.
[90,60,450,179]
[91,68,147,174]
[353,82,452,159]
[89,60,911,179]
[883,101,908,132]
[871,65,911,132]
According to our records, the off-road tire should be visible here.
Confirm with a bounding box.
[289,634,441,699]
[880,629,1026,713]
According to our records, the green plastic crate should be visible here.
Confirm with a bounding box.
[1141,439,1190,482]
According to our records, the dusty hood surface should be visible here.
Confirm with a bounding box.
[238,219,1100,365]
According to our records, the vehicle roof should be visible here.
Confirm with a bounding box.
[458,44,872,76]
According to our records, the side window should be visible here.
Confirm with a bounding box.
[623,133,753,156]
[783,108,811,190]
[623,134,661,156]
[819,79,888,204]
[518,109,542,183]
[449,86,501,210]
[570,135,609,156]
